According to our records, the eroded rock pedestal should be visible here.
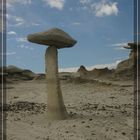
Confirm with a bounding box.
[45,46,68,119]
[27,28,77,120]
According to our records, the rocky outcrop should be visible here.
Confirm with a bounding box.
[0,65,36,83]
[27,28,77,120]
[33,74,45,80]
[77,58,133,80]
[91,67,114,78]
[77,42,138,80]
[114,42,136,80]
[114,57,134,80]
[77,66,113,79]
[77,65,88,77]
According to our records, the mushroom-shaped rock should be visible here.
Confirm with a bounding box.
[27,28,77,49]
[27,28,77,120]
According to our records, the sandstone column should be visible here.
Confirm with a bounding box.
[45,46,68,119]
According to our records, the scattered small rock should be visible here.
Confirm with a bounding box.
[43,137,49,140]
[122,132,126,135]
[1,101,47,114]
[121,110,127,114]
[106,128,108,131]
[14,96,19,99]
[65,131,69,133]
[14,118,21,121]
[110,114,114,117]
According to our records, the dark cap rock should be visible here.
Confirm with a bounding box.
[27,28,77,49]
[124,42,140,50]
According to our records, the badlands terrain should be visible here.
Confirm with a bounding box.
[6,77,133,140]
[1,54,134,140]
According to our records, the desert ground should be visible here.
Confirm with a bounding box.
[5,76,134,140]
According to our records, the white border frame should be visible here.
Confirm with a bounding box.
[0,0,139,140]
[136,0,139,139]
[1,0,4,140]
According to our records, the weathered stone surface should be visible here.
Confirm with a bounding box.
[125,42,140,50]
[45,46,68,120]
[114,43,135,80]
[33,74,45,80]
[91,67,113,77]
[0,65,36,83]
[27,28,77,49]
[77,65,88,76]
[27,28,77,120]
[77,66,113,79]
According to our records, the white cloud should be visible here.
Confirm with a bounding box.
[7,52,16,55]
[7,14,42,27]
[114,47,126,50]
[111,43,127,47]
[86,60,121,70]
[1,52,16,56]
[7,31,17,35]
[80,0,91,5]
[72,22,81,25]
[59,60,122,72]
[19,44,29,49]
[7,0,32,8]
[80,0,119,17]
[59,67,79,72]
[31,23,40,26]
[42,0,65,10]
[91,1,118,17]
[7,0,65,10]
[18,44,34,50]
[16,37,27,42]
[111,42,128,50]
[7,14,25,27]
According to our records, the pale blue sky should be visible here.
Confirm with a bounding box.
[6,0,133,72]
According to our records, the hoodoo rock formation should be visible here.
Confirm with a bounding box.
[114,42,139,79]
[77,65,88,77]
[27,28,77,120]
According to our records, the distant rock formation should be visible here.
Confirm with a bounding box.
[77,65,113,79]
[76,43,138,80]
[77,65,88,77]
[113,42,138,80]
[114,55,134,80]
[0,65,36,83]
[91,67,113,78]
[77,60,133,80]
[33,74,45,80]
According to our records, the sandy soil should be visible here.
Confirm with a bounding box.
[6,79,134,140]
